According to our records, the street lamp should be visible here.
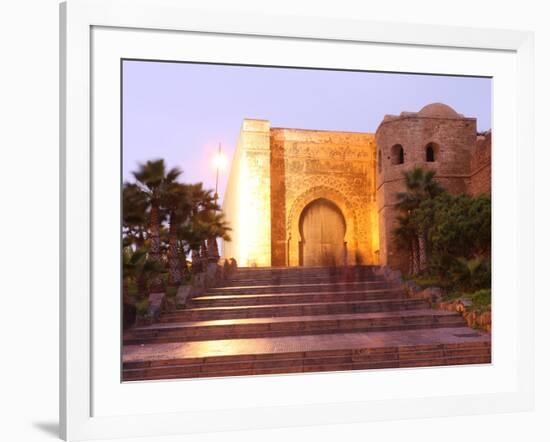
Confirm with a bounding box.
[213,142,227,203]
[208,142,227,263]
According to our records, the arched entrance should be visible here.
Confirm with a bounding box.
[287,186,358,267]
[299,198,347,266]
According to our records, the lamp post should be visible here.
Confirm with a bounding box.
[213,142,228,203]
[214,142,222,204]
[209,142,226,262]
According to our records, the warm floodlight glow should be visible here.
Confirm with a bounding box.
[213,152,228,170]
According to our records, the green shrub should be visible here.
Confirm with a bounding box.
[411,274,453,290]
[468,288,491,313]
[394,172,491,289]
[165,286,177,298]
[135,298,149,317]
[428,193,491,260]
[449,257,491,292]
[443,288,491,313]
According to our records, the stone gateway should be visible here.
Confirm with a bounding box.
[222,103,491,271]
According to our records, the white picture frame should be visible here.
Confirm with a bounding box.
[60,0,534,440]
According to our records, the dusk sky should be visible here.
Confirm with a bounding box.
[122,60,491,202]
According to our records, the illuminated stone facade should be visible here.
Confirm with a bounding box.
[222,103,491,269]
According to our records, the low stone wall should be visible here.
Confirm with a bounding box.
[143,291,165,324]
[175,285,192,308]
[434,299,491,332]
[135,290,166,326]
[134,260,238,326]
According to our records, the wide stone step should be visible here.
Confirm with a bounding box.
[223,274,387,286]
[122,263,492,381]
[230,269,383,282]
[160,298,431,322]
[124,338,490,370]
[123,352,491,380]
[189,288,406,308]
[235,264,380,274]
[122,328,491,381]
[207,280,398,295]
[124,310,466,344]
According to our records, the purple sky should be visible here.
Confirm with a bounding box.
[122,60,491,202]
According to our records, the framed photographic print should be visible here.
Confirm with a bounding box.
[60,0,534,440]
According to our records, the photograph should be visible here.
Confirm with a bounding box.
[2,0,543,439]
[121,60,492,381]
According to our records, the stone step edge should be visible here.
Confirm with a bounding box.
[224,276,387,284]
[132,309,461,331]
[212,280,396,291]
[124,350,492,372]
[123,322,468,345]
[164,298,426,315]
[187,294,407,307]
[123,341,491,369]
[122,354,491,381]
[232,265,380,272]
[160,303,431,322]
[129,315,465,336]
[192,288,404,301]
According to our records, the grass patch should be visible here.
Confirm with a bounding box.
[468,289,491,313]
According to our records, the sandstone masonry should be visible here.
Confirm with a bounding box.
[222,103,491,271]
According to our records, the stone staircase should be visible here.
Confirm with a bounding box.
[122,266,491,381]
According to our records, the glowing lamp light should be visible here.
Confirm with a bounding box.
[213,152,227,170]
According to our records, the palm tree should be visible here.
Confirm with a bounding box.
[135,252,167,299]
[122,183,148,248]
[162,181,191,287]
[187,184,217,256]
[125,160,233,290]
[132,159,181,292]
[173,184,232,272]
[396,167,444,211]
[197,209,232,243]
[192,186,231,260]
[122,245,142,328]
[395,214,419,275]
[122,246,144,298]
[188,183,218,214]
[395,167,444,274]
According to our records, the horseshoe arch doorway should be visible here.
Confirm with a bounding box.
[299,198,347,266]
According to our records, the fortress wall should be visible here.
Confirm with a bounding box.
[376,115,477,272]
[221,132,240,262]
[469,131,492,196]
[224,105,488,271]
[376,116,477,193]
[269,131,287,266]
[222,119,272,267]
[270,128,379,266]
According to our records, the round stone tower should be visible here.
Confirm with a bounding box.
[375,103,478,272]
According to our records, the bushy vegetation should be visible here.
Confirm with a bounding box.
[122,159,231,311]
[395,167,491,296]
